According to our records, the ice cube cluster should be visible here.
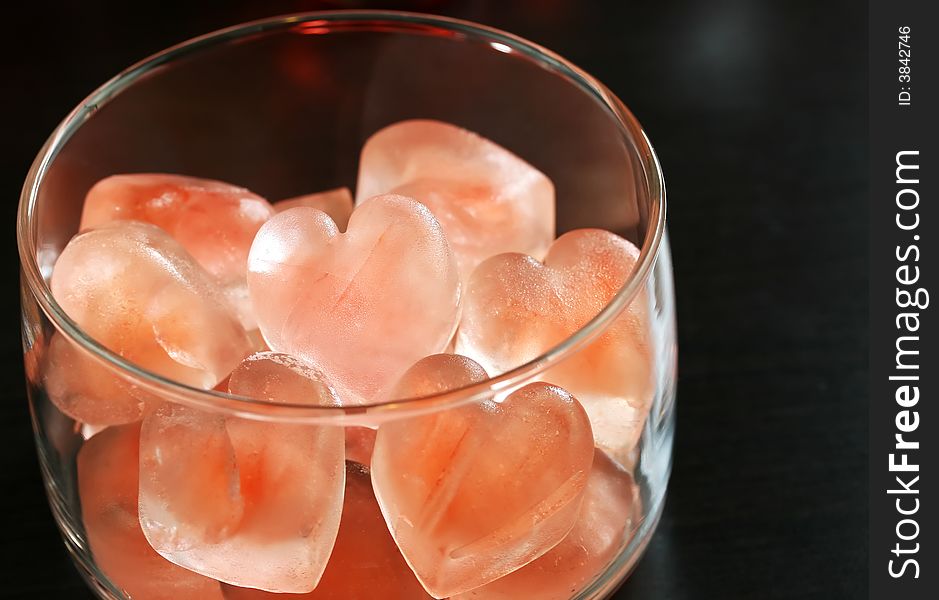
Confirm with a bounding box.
[47,120,651,599]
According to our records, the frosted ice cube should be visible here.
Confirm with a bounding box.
[81,174,274,330]
[81,174,273,287]
[357,120,555,278]
[49,221,251,423]
[138,352,345,593]
[77,423,224,599]
[221,462,431,600]
[456,229,653,460]
[44,333,144,425]
[452,449,640,600]
[247,196,461,404]
[372,355,594,598]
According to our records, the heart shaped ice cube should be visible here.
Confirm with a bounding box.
[247,195,461,404]
[139,353,345,593]
[456,229,653,462]
[371,354,594,598]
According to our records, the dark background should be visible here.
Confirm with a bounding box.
[0,1,867,598]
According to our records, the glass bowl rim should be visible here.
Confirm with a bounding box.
[17,9,667,424]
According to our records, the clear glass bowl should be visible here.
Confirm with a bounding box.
[18,10,675,600]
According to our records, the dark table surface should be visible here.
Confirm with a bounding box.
[0,1,867,598]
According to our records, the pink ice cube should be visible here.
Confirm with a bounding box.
[77,423,223,600]
[81,174,273,286]
[81,174,274,330]
[43,333,144,425]
[356,120,555,277]
[371,355,594,598]
[455,229,653,460]
[453,449,641,600]
[49,221,251,423]
[138,352,345,593]
[139,403,245,550]
[221,462,431,600]
[247,195,461,404]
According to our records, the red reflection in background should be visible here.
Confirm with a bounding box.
[277,43,322,86]
[293,20,331,35]
[299,0,453,9]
